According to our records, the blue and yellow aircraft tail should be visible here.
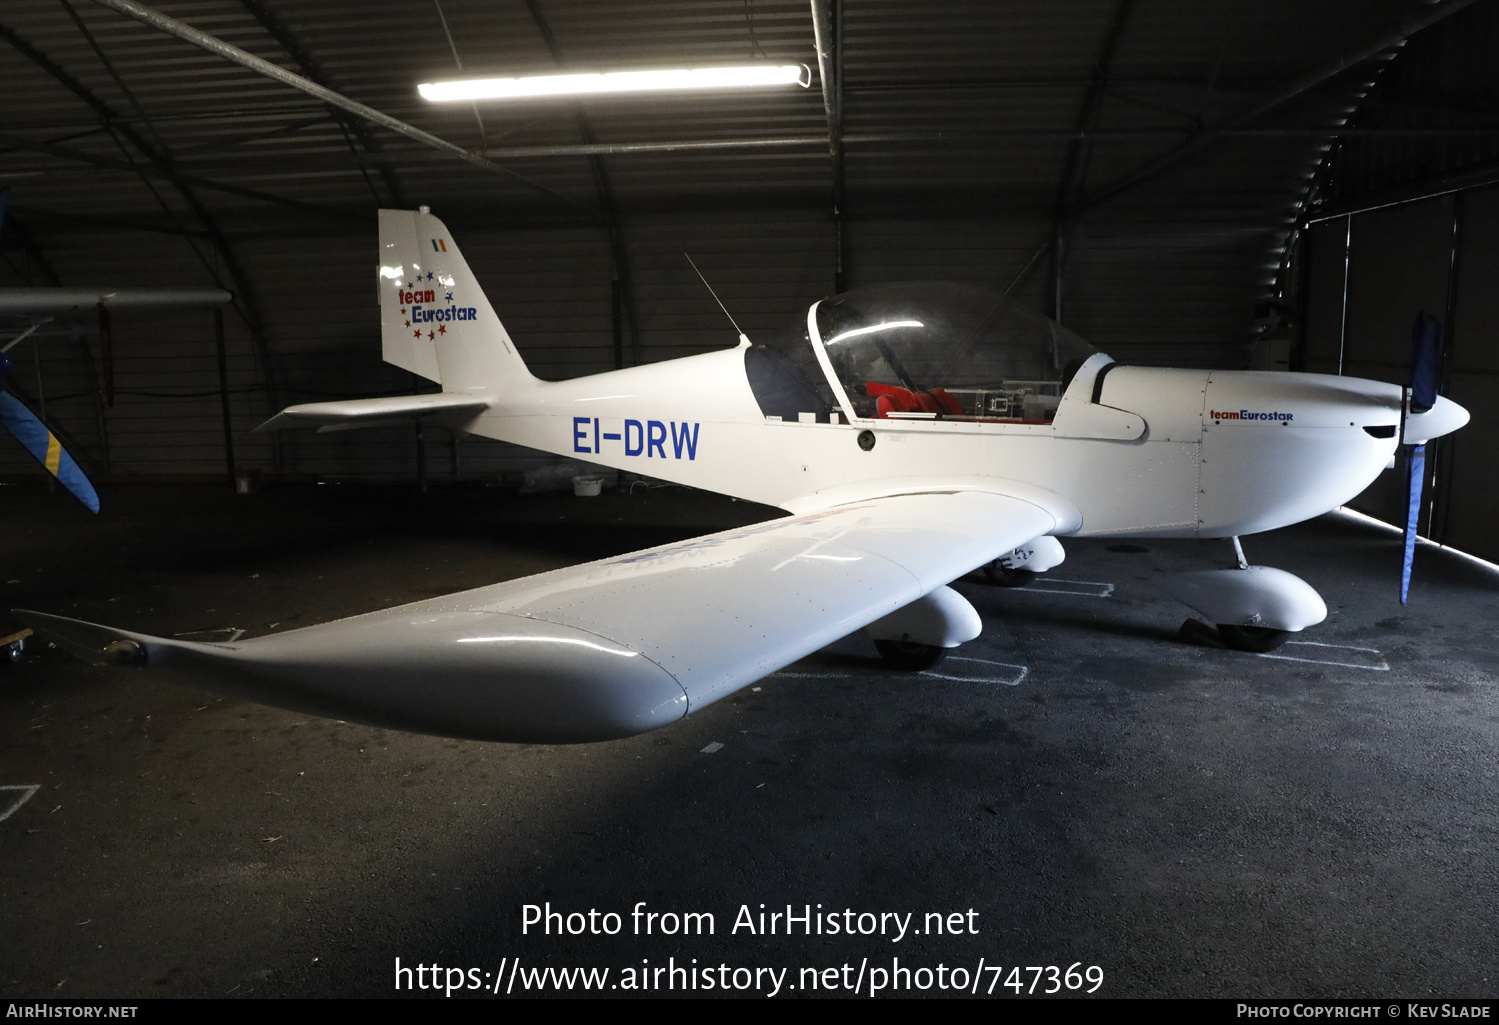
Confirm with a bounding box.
[0,390,99,513]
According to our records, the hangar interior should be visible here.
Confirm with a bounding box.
[2,0,1498,999]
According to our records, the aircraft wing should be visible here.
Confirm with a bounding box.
[254,392,490,432]
[15,488,1068,743]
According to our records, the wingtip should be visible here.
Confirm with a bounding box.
[11,609,148,665]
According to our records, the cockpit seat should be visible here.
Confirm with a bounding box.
[867,382,963,418]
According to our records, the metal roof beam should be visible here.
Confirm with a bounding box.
[1050,0,1137,320]
[522,0,640,366]
[31,125,1492,176]
[1076,0,1485,217]
[5,11,286,439]
[810,0,845,290]
[809,0,840,147]
[0,20,340,220]
[235,0,408,207]
[0,129,348,219]
[87,0,596,220]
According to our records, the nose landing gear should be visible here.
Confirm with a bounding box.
[1166,537,1326,653]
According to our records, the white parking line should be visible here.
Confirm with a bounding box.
[921,657,1029,686]
[1016,578,1115,598]
[0,784,41,823]
[1257,640,1390,671]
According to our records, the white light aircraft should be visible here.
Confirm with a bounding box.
[17,208,1469,743]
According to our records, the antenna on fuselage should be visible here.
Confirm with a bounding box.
[684,253,750,347]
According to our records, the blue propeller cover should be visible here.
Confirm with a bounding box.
[1408,312,1442,414]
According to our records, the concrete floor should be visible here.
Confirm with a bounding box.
[1,480,1496,999]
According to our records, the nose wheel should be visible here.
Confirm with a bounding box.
[874,639,947,671]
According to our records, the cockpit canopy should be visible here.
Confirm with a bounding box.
[746,282,1103,425]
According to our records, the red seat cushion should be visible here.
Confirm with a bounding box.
[928,387,964,416]
[868,381,957,417]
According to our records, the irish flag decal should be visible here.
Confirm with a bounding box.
[431,238,448,252]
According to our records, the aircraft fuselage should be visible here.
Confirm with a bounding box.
[461,345,1424,540]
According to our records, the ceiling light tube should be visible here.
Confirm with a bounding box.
[419,64,810,102]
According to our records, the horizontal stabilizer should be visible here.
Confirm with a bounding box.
[254,393,489,432]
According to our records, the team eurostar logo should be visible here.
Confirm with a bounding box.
[394,266,477,340]
[1210,409,1294,422]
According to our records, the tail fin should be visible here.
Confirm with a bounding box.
[378,208,535,394]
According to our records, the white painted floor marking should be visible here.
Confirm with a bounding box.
[1257,641,1390,671]
[1016,578,1115,598]
[700,741,724,754]
[0,784,41,823]
[769,671,852,679]
[921,657,1028,686]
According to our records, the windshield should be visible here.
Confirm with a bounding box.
[812,283,1102,422]
[743,317,841,423]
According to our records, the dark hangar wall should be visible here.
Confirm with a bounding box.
[1296,2,1499,563]
[1,0,1486,503]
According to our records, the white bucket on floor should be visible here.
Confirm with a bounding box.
[571,475,603,497]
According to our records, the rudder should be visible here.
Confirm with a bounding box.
[378,208,535,394]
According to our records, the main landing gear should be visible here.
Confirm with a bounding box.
[982,563,1035,588]
[874,639,947,671]
[865,585,980,672]
[982,536,1065,588]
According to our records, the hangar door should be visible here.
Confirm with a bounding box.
[1303,188,1499,565]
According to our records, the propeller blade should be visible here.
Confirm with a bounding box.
[1398,312,1443,604]
[1401,443,1425,605]
[0,389,99,513]
[1408,311,1442,414]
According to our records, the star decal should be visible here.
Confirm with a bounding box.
[404,320,410,327]
[444,292,453,302]
[427,330,435,340]
[437,324,446,335]
[400,307,407,314]
[426,271,434,281]
[413,329,421,338]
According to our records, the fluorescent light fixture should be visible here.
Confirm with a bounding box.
[825,320,924,346]
[419,64,810,102]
